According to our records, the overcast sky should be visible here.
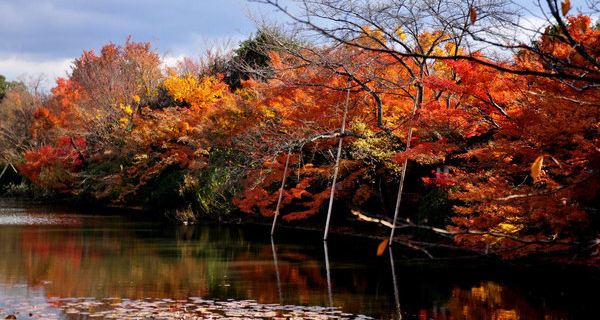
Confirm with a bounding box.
[0,0,277,87]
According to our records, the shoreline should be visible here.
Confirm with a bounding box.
[1,195,598,271]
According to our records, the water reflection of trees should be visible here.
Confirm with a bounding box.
[0,223,394,316]
[413,281,572,320]
[0,224,218,299]
[0,222,592,319]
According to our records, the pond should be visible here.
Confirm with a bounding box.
[0,198,598,319]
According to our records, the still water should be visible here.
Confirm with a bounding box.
[0,198,598,319]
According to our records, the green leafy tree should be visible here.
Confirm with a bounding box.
[224,30,298,90]
[0,75,7,101]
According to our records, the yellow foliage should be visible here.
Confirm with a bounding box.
[496,222,523,234]
[362,25,386,43]
[260,105,276,119]
[351,121,401,171]
[444,42,457,55]
[353,25,387,47]
[178,121,191,133]
[163,74,228,107]
[120,103,133,115]
[395,27,407,41]
[417,31,450,55]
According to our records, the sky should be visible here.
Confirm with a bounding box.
[0,0,277,88]
[1,0,596,90]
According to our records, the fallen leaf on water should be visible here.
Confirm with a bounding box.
[377,239,389,256]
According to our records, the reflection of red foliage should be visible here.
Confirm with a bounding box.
[234,246,329,305]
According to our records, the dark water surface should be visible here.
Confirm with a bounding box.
[0,198,598,319]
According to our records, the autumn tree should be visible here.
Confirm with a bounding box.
[0,81,43,164]
[254,0,599,259]
[68,38,163,143]
[442,15,600,258]
[253,0,505,236]
[17,40,164,194]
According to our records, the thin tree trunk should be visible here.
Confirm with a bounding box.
[323,138,344,241]
[389,82,422,245]
[323,83,351,241]
[271,148,292,236]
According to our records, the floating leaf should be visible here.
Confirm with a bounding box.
[469,7,477,25]
[377,239,389,256]
[531,155,544,182]
[561,0,571,16]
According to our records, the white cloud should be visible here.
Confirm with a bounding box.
[0,56,73,90]
[161,54,187,69]
[516,15,549,42]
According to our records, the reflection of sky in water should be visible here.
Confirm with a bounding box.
[0,284,62,319]
[0,214,80,225]
[0,200,81,225]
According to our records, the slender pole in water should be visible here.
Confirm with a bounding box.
[0,164,8,181]
[389,157,410,244]
[389,82,422,245]
[323,83,351,241]
[271,237,283,304]
[271,148,292,236]
[389,247,402,319]
[323,241,334,307]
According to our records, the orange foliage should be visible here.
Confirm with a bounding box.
[13,17,599,261]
